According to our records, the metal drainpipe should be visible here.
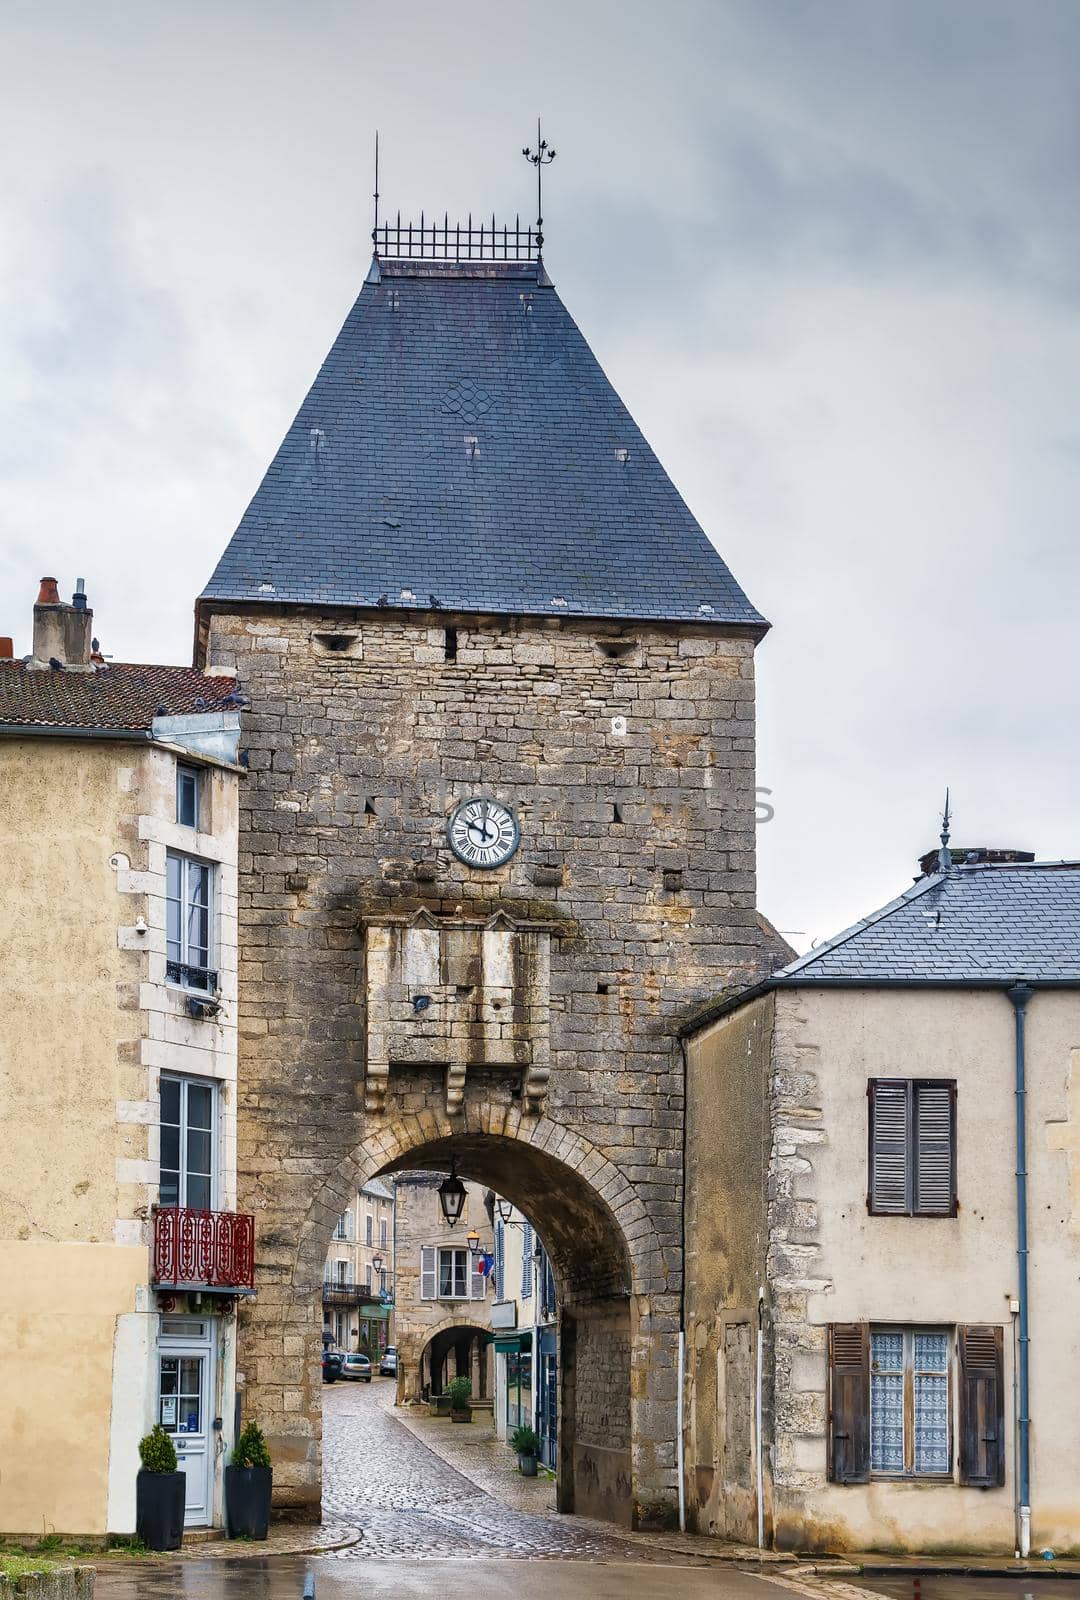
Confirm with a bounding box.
[1007,982,1034,1559]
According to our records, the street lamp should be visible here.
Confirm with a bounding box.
[466,1228,481,1256]
[496,1197,514,1224]
[437,1163,467,1227]
[371,1252,383,1275]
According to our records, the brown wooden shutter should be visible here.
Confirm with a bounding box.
[958,1325,1005,1487]
[868,1080,911,1214]
[914,1081,956,1215]
[828,1323,870,1483]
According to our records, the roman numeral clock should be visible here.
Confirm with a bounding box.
[447,798,520,870]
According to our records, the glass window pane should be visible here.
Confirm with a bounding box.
[439,1253,453,1297]
[167,854,182,900]
[871,1370,905,1473]
[161,1078,181,1125]
[914,1332,949,1372]
[159,1357,179,1394]
[914,1372,950,1474]
[186,1084,213,1131]
[160,1123,181,1171]
[186,1173,212,1211]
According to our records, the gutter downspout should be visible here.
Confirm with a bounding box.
[1007,982,1034,1559]
[676,1330,686,1533]
[756,1286,765,1550]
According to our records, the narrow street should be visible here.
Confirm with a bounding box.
[320,1376,672,1560]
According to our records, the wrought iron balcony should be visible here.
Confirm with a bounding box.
[322,1276,394,1308]
[152,1206,255,1294]
[373,213,540,264]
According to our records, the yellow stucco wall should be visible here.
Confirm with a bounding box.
[0,739,148,1534]
[0,740,141,1243]
[683,996,772,1543]
[0,1243,147,1535]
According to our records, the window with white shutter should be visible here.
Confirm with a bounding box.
[494,1222,505,1300]
[521,1222,534,1299]
[470,1254,487,1299]
[868,1079,956,1217]
[420,1244,437,1300]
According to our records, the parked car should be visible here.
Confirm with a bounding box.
[322,1350,343,1384]
[341,1352,372,1382]
[379,1347,397,1377]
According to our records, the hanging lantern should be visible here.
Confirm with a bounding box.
[437,1164,467,1227]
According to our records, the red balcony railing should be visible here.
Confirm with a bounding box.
[152,1206,255,1293]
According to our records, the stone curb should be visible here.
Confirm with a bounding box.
[0,1568,95,1600]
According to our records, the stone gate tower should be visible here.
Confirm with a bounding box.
[196,224,768,1528]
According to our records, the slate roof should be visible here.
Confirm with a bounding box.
[776,862,1080,984]
[0,660,240,734]
[201,259,766,629]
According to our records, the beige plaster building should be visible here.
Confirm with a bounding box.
[392,1173,494,1405]
[683,847,1080,1557]
[0,578,249,1538]
[322,1177,395,1353]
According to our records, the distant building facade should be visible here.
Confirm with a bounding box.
[683,850,1080,1556]
[322,1177,395,1353]
[393,1173,494,1404]
[0,578,249,1537]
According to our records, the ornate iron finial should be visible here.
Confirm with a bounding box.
[937,787,952,873]
[522,117,556,254]
[372,131,381,254]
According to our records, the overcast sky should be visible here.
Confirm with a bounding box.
[2,1,1077,950]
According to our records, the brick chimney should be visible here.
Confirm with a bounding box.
[30,576,94,672]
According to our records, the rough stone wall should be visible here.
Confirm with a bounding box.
[202,604,760,1522]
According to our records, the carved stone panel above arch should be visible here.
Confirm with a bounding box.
[363,909,553,1116]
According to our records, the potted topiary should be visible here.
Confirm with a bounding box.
[225,1421,273,1539]
[510,1424,540,1476]
[136,1424,185,1550]
[445,1376,472,1422]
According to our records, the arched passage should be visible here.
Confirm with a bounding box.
[415,1322,494,1403]
[239,1103,678,1531]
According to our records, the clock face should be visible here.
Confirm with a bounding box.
[447,798,520,870]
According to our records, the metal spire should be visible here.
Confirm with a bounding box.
[938,787,952,873]
[372,131,380,254]
[522,117,556,255]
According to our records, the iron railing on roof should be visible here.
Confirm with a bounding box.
[373,212,540,263]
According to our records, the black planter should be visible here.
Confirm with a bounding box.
[136,1470,185,1551]
[225,1464,273,1540]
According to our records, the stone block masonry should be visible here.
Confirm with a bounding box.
[203,604,761,1525]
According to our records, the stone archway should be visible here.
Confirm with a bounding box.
[239,1101,676,1531]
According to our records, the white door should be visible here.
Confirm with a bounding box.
[157,1318,215,1526]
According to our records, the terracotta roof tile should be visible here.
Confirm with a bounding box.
[0,660,239,733]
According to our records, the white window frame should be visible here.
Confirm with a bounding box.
[380,1217,388,1249]
[159,1073,220,1211]
[166,850,216,992]
[176,764,201,830]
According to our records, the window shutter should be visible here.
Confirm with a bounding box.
[420,1245,436,1301]
[494,1223,505,1300]
[914,1082,956,1215]
[869,1080,911,1214]
[958,1325,1004,1487]
[470,1254,487,1299]
[828,1323,870,1484]
[521,1223,534,1298]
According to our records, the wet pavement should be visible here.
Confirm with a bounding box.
[92,1556,805,1600]
[856,1579,1080,1600]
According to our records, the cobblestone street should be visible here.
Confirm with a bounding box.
[321,1377,666,1560]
